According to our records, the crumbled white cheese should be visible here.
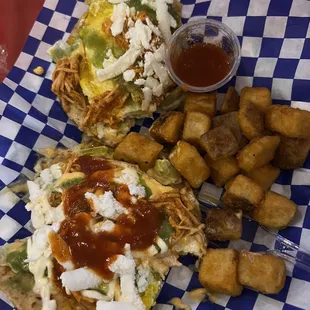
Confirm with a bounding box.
[170,14,177,28]
[128,184,146,198]
[61,261,74,271]
[123,69,136,82]
[103,49,117,68]
[111,3,130,36]
[153,60,170,86]
[136,264,151,293]
[97,47,141,82]
[108,0,128,3]
[154,43,166,62]
[50,164,63,179]
[134,78,145,86]
[60,268,102,291]
[146,17,161,37]
[85,191,128,220]
[156,236,168,253]
[92,220,116,233]
[153,83,164,97]
[142,87,153,111]
[114,167,139,185]
[27,181,44,202]
[143,52,155,77]
[96,301,136,310]
[155,0,172,43]
[126,19,152,50]
[40,169,54,186]
[127,17,134,28]
[145,76,160,89]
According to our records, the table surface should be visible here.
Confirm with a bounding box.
[0,0,44,82]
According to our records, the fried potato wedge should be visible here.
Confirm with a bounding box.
[240,87,272,113]
[237,135,280,172]
[265,105,310,139]
[199,249,243,296]
[184,92,217,117]
[220,86,240,114]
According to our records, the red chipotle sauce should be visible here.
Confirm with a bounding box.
[173,43,231,87]
[58,156,165,280]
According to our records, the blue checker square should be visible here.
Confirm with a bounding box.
[237,57,257,76]
[274,58,299,79]
[156,283,184,304]
[241,217,259,242]
[29,106,48,124]
[292,79,310,102]
[55,0,76,16]
[36,7,54,25]
[291,185,310,206]
[228,0,250,16]
[0,83,14,102]
[27,57,50,76]
[23,36,41,56]
[66,17,79,33]
[252,77,273,90]
[243,17,266,37]
[24,150,39,171]
[285,17,309,38]
[301,39,310,59]
[192,2,210,17]
[2,159,23,173]
[15,126,40,149]
[7,66,26,84]
[0,136,13,157]
[304,207,310,229]
[3,104,26,124]
[42,27,66,45]
[38,79,57,100]
[7,200,30,226]
[260,38,283,58]
[293,263,310,282]
[142,117,154,128]
[16,85,36,104]
[283,304,305,310]
[64,123,82,142]
[197,303,225,310]
[49,102,69,122]
[42,124,63,141]
[250,243,269,253]
[0,299,13,310]
[227,288,258,310]
[279,227,302,245]
[268,0,293,16]
[275,170,293,185]
[8,227,32,244]
[186,271,202,291]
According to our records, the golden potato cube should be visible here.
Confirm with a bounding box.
[240,87,272,113]
[204,155,240,187]
[200,127,239,161]
[242,164,280,190]
[205,209,243,240]
[114,132,163,171]
[239,102,265,140]
[182,112,211,148]
[169,141,210,188]
[238,250,286,294]
[220,87,240,114]
[184,92,217,117]
[199,249,243,296]
[272,135,310,170]
[237,135,281,172]
[222,174,264,211]
[266,105,310,139]
[149,111,184,144]
[252,190,297,229]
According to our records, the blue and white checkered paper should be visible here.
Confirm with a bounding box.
[0,0,310,309]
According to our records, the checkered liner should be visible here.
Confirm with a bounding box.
[0,0,309,309]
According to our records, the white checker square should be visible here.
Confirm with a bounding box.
[9,92,31,114]
[235,76,253,93]
[279,39,305,59]
[5,142,31,166]
[34,135,58,150]
[0,117,21,140]
[307,23,310,38]
[241,37,262,57]
[214,294,230,307]
[182,4,195,19]
[208,0,230,16]
[32,94,54,115]
[286,278,310,309]
[228,239,252,251]
[35,41,53,62]
[21,167,35,181]
[254,58,277,77]
[44,0,58,10]
[199,182,223,203]
[263,17,288,38]
[253,226,277,249]
[182,292,200,310]
[0,215,22,241]
[289,0,310,17]
[270,184,291,198]
[49,11,70,31]
[0,165,19,185]
[30,21,48,40]
[62,32,70,42]
[300,228,310,253]
[222,17,246,36]
[138,126,152,138]
[166,266,193,291]
[247,0,270,16]
[3,78,18,91]
[271,78,293,100]
[253,294,284,310]
[292,168,310,185]
[295,59,310,79]
[291,101,310,111]
[0,190,19,213]
[0,100,5,115]
[14,52,33,70]
[47,117,66,133]
[45,63,56,80]
[289,205,307,228]
[72,1,89,18]
[24,219,35,234]
[59,136,78,149]
[24,115,45,133]
[20,72,44,93]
